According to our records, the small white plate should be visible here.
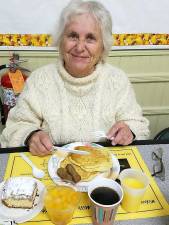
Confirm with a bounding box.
[0,176,45,223]
[48,142,120,192]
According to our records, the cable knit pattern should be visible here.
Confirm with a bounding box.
[0,61,149,147]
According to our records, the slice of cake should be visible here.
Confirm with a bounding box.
[1,177,38,209]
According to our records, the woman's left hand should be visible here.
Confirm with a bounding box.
[107,121,134,146]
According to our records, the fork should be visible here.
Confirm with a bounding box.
[92,130,108,139]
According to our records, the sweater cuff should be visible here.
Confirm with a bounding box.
[24,129,41,146]
[131,130,136,141]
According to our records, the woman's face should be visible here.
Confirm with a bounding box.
[61,13,104,77]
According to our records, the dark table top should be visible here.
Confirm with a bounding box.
[0,139,169,153]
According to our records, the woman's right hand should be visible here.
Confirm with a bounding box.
[27,130,53,156]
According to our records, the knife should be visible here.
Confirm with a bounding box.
[52,146,89,155]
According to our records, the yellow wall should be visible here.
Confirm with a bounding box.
[1,49,169,138]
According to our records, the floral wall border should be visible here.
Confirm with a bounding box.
[0,33,169,47]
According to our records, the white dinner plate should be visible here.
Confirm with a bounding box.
[0,176,45,223]
[48,142,120,192]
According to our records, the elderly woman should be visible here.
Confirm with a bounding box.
[0,0,149,156]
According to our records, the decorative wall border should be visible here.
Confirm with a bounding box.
[0,34,169,47]
[113,34,169,46]
[0,34,52,47]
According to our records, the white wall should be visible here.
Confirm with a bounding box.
[0,0,169,34]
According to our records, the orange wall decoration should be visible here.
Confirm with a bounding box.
[0,34,52,47]
[0,33,169,47]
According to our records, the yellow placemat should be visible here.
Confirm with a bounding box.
[3,146,169,224]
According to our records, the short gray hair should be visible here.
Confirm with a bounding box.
[54,0,112,61]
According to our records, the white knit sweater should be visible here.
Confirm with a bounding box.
[0,61,149,147]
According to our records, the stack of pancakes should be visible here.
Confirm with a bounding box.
[60,146,112,182]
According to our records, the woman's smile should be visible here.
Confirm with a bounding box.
[70,53,91,62]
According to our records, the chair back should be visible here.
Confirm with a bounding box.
[154,128,169,140]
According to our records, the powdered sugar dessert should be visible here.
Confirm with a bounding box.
[1,177,38,209]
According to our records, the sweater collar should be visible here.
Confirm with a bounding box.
[58,60,102,96]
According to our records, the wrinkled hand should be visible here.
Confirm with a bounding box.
[107,121,134,146]
[28,131,53,156]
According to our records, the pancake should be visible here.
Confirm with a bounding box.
[68,146,112,172]
[60,157,98,181]
[57,145,113,182]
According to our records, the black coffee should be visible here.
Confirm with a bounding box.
[90,187,120,205]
